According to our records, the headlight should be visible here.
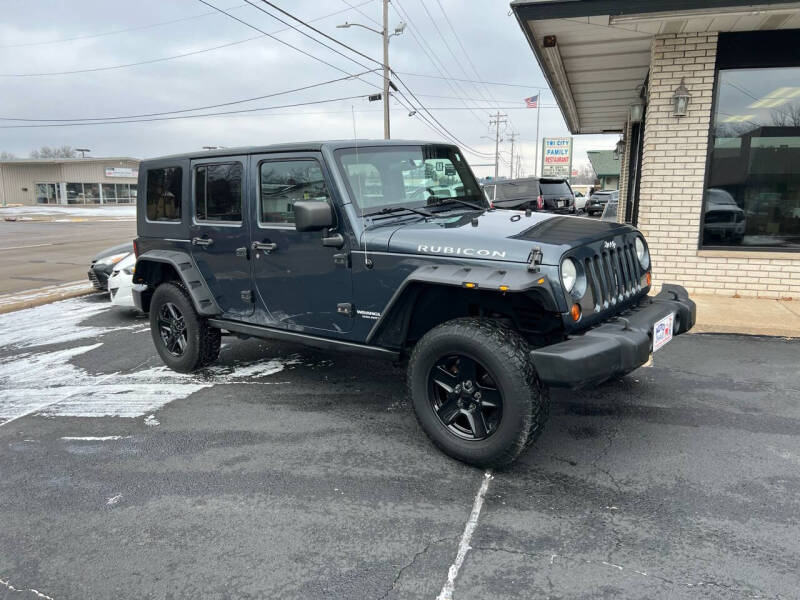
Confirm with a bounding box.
[561,258,577,292]
[634,237,650,269]
[96,252,128,267]
[123,266,134,275]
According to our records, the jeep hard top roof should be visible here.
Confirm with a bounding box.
[143,139,455,163]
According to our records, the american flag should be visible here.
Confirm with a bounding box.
[524,94,539,108]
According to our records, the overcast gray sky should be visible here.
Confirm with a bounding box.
[0,0,617,177]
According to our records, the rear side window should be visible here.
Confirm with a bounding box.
[195,162,242,223]
[146,167,182,222]
[259,159,329,225]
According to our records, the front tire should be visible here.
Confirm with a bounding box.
[407,318,549,468]
[149,282,221,373]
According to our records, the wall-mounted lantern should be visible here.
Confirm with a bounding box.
[673,78,690,117]
[613,138,625,161]
[629,100,644,123]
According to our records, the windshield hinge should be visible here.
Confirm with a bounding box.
[527,246,543,273]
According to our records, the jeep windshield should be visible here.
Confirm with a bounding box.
[334,144,486,216]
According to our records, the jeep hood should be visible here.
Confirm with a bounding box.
[364,210,634,265]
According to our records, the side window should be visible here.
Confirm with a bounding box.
[259,159,329,225]
[146,167,182,222]
[195,162,242,223]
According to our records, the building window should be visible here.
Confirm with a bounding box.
[259,159,329,225]
[703,34,800,250]
[146,167,182,221]
[35,183,58,204]
[195,162,242,223]
[102,183,116,203]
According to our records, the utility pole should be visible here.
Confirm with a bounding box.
[382,0,390,140]
[488,112,507,180]
[338,3,404,140]
[508,132,519,180]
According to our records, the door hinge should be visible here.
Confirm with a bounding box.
[241,290,253,303]
[337,302,354,317]
[333,252,351,268]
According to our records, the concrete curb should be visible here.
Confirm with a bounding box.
[0,284,98,315]
[689,294,800,338]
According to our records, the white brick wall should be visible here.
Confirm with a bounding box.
[638,33,800,299]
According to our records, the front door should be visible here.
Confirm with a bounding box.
[249,153,353,334]
[189,156,253,317]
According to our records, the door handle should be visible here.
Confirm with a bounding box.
[192,237,214,247]
[252,241,278,253]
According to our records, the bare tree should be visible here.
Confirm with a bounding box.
[570,164,597,185]
[30,145,76,159]
[770,102,800,127]
[0,151,16,160]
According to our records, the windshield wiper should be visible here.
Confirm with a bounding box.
[364,206,432,218]
[429,198,486,211]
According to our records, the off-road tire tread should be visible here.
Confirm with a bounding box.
[407,317,549,468]
[151,281,221,372]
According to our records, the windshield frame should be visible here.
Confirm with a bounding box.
[333,144,487,216]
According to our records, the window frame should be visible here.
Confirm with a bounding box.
[256,156,336,230]
[699,30,800,253]
[191,160,245,227]
[144,166,183,225]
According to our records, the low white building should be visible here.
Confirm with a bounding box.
[0,157,139,206]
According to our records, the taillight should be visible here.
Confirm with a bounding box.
[536,195,544,210]
[133,239,139,258]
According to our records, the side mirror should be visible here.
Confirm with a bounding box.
[294,200,333,232]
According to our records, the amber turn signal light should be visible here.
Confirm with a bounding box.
[645,272,652,287]
[570,303,581,322]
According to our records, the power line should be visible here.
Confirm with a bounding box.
[234,0,492,157]
[195,0,380,88]
[398,71,548,91]
[0,95,370,128]
[339,0,381,26]
[391,0,486,128]
[0,0,379,77]
[0,70,378,122]
[0,3,248,48]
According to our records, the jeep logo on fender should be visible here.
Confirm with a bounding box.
[603,240,617,250]
[417,245,507,258]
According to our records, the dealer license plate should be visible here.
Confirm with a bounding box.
[653,313,674,352]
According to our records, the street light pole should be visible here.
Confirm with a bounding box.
[382,0,390,140]
[338,5,404,141]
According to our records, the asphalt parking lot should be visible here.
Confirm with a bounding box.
[1,295,799,599]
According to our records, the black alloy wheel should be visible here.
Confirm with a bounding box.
[429,354,502,440]
[157,301,187,356]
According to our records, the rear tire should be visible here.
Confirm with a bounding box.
[149,282,221,373]
[407,318,549,469]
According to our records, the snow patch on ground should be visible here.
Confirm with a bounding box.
[0,297,115,348]
[0,297,325,422]
[0,205,136,217]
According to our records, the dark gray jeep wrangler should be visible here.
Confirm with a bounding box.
[133,140,695,468]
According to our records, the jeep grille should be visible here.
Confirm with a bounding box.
[584,242,644,309]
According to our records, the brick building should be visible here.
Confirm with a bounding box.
[512,1,800,299]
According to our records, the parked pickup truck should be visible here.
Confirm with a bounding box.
[132,140,695,468]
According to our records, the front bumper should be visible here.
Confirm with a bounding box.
[531,284,695,388]
[87,266,111,291]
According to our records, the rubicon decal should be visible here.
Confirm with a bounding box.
[417,245,507,258]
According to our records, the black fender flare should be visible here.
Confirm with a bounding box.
[365,263,559,345]
[134,250,221,316]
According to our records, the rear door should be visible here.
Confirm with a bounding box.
[249,152,353,334]
[189,156,253,317]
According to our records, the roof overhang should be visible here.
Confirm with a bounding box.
[511,0,800,134]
